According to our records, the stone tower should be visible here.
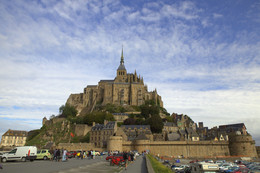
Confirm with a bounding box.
[229,134,258,158]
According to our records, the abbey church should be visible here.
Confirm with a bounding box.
[66,49,163,115]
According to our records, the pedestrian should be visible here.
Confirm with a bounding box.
[130,152,134,162]
[83,151,86,159]
[88,150,91,159]
[80,150,83,160]
[0,163,3,169]
[62,149,67,162]
[123,151,128,170]
[91,150,93,159]
[53,149,57,161]
[56,149,61,162]
[49,148,54,161]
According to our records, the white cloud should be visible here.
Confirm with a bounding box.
[0,0,259,146]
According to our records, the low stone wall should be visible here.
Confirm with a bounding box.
[145,155,155,173]
[57,143,97,151]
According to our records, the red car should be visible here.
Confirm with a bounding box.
[232,168,249,173]
[66,152,73,159]
[70,151,77,158]
[189,160,199,163]
[106,154,123,161]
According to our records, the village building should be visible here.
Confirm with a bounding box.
[89,120,117,148]
[0,129,28,147]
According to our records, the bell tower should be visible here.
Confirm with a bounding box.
[116,47,127,82]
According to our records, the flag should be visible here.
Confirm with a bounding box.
[70,132,74,137]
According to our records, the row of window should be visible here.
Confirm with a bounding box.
[92,131,113,135]
[1,140,25,144]
[2,136,26,140]
[119,71,125,75]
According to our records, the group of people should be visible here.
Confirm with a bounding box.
[51,148,68,162]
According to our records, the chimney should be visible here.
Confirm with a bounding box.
[92,122,96,127]
[199,122,203,129]
[104,120,108,126]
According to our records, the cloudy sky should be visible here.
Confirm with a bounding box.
[0,0,259,145]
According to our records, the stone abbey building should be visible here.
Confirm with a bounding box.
[66,49,163,115]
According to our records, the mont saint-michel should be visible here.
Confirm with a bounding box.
[66,48,163,116]
[1,49,257,161]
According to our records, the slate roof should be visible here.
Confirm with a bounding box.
[164,122,177,127]
[167,132,181,141]
[3,129,28,137]
[121,125,151,130]
[91,121,116,131]
[117,64,126,70]
[186,128,199,137]
[219,123,245,131]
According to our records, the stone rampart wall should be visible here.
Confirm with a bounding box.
[121,140,230,158]
[256,146,260,158]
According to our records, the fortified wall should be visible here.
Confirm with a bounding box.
[108,137,230,158]
[107,134,258,158]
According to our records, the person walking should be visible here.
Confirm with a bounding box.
[62,149,67,162]
[56,149,61,162]
[123,151,128,170]
[53,149,57,161]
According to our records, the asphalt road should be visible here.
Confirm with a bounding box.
[0,157,121,173]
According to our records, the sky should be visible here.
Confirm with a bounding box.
[0,0,259,145]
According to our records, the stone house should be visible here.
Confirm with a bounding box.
[120,125,153,141]
[0,129,28,147]
[89,120,117,148]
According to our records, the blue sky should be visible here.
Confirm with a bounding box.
[0,0,259,145]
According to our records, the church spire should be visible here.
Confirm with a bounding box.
[120,46,124,65]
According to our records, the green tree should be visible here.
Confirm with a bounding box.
[59,104,77,118]
[145,115,163,133]
[164,116,173,122]
[140,105,159,119]
[123,118,136,125]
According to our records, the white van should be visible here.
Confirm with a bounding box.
[1,146,37,162]
[190,162,219,173]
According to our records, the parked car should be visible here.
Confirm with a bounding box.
[173,165,189,171]
[101,151,108,155]
[190,160,199,163]
[219,163,234,172]
[70,151,77,158]
[66,152,73,159]
[106,154,123,161]
[205,159,214,163]
[216,160,226,165]
[1,146,37,162]
[223,166,239,173]
[36,149,52,160]
[231,167,249,173]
